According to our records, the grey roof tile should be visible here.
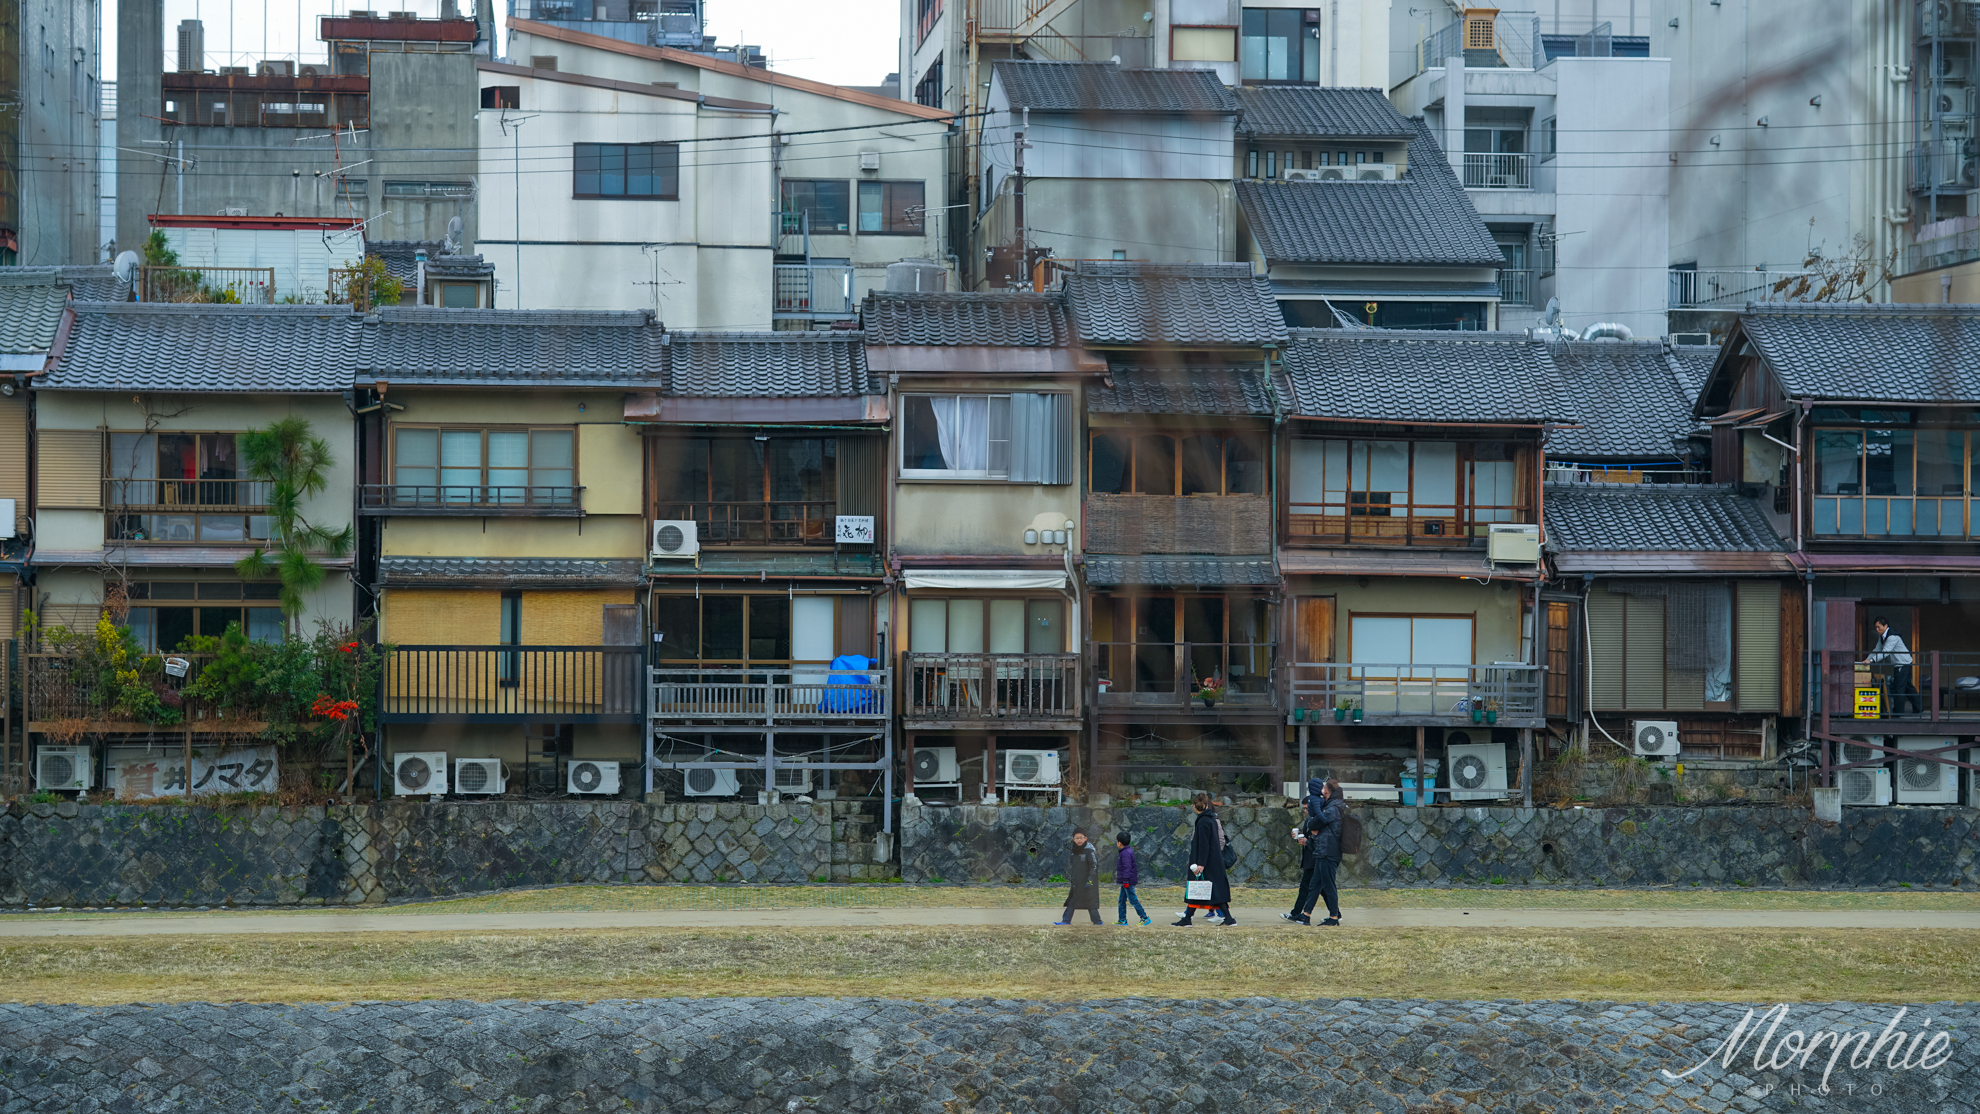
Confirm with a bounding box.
[992,61,1238,115]
[1235,86,1416,139]
[1545,341,1700,461]
[665,330,874,396]
[1089,365,1276,416]
[43,302,361,392]
[1735,303,1980,402]
[861,291,1071,347]
[1544,483,1787,553]
[0,277,69,354]
[364,307,665,386]
[1280,328,1570,424]
[4,265,130,302]
[378,556,644,588]
[1235,119,1503,266]
[1085,555,1277,587]
[1063,262,1288,348]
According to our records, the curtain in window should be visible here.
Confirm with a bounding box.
[933,395,989,471]
[1009,392,1068,483]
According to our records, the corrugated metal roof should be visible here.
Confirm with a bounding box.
[993,60,1239,114]
[1235,86,1416,139]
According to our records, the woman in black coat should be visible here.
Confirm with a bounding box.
[1175,791,1235,926]
[1056,828,1102,925]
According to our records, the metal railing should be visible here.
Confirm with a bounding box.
[139,265,276,304]
[1808,649,1980,724]
[1497,268,1535,305]
[105,477,274,511]
[381,646,643,722]
[1667,268,1814,309]
[902,652,1080,721]
[1288,662,1542,722]
[976,0,1064,37]
[1416,12,1538,72]
[360,484,584,516]
[773,263,855,319]
[654,500,835,545]
[649,666,891,721]
[1912,137,1978,192]
[1463,152,1532,189]
[1094,642,1278,710]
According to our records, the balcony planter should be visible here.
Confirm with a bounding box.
[1334,706,1347,722]
[1485,709,1498,725]
[1471,707,1485,724]
[1351,706,1363,723]
[1198,686,1225,709]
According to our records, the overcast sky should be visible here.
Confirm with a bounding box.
[108,0,901,88]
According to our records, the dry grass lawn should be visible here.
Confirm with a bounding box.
[5,927,1977,1005]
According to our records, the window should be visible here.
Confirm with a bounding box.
[436,282,481,308]
[1287,438,1529,543]
[1091,593,1274,695]
[498,591,522,684]
[125,581,285,651]
[573,142,679,199]
[1172,26,1238,63]
[908,597,1065,654]
[1348,614,1475,667]
[915,0,942,43]
[900,393,1071,482]
[106,432,274,544]
[481,85,519,109]
[1240,7,1319,83]
[1540,115,1557,161]
[1813,418,1976,537]
[781,179,850,233]
[336,177,367,205]
[913,57,944,108]
[857,180,925,234]
[656,436,837,544]
[650,594,794,664]
[1089,431,1265,495]
[391,426,576,506]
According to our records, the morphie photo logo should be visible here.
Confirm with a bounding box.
[1664,1005,1955,1094]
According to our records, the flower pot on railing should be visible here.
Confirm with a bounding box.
[1485,710,1497,725]
[1351,707,1363,723]
[1334,706,1347,722]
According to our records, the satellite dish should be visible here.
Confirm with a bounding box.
[1542,297,1562,327]
[113,250,141,284]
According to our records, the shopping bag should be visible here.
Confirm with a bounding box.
[1185,879,1214,902]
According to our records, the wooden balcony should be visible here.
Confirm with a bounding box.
[1288,662,1543,728]
[25,652,269,733]
[1084,494,1270,555]
[648,666,891,724]
[1809,649,1980,732]
[654,500,836,546]
[901,652,1081,728]
[380,646,643,723]
[1094,641,1279,720]
[106,478,274,512]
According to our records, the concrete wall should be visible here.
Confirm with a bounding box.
[978,178,1237,266]
[15,0,104,264]
[1551,57,1670,339]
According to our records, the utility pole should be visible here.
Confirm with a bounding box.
[176,139,185,214]
[1013,106,1031,290]
[500,112,540,308]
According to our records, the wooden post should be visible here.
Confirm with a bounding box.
[1519,727,1534,808]
[1415,725,1426,810]
[984,735,998,802]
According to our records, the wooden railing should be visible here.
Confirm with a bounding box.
[380,646,643,722]
[1809,649,1980,724]
[24,652,232,727]
[654,500,835,545]
[1093,642,1278,710]
[648,666,891,721]
[902,652,1080,721]
[1288,662,1542,723]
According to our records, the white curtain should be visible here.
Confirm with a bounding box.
[933,395,989,472]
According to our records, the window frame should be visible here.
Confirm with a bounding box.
[1091,591,1277,695]
[780,178,852,233]
[654,434,838,545]
[1239,6,1320,85]
[1285,436,1533,545]
[648,592,807,667]
[905,595,1069,655]
[1810,418,1975,539]
[855,180,927,235]
[900,392,1013,480]
[572,141,681,201]
[899,391,1071,483]
[1089,429,1266,497]
[389,424,579,507]
[104,431,276,546]
[124,580,286,651]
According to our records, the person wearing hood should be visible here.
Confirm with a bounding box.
[1175,792,1235,926]
[1286,778,1346,926]
[1054,828,1103,925]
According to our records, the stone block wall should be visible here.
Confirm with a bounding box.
[898,801,1305,884]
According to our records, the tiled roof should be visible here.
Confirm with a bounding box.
[422,254,495,279]
[366,240,446,282]
[1089,365,1276,416]
[1668,343,1718,400]
[0,275,69,354]
[992,61,1238,115]
[378,557,644,588]
[1236,86,1415,139]
[1544,484,1787,554]
[5,265,130,302]
[666,330,874,396]
[1235,119,1503,267]
[1545,341,1700,460]
[1085,556,1277,587]
[1279,329,1569,424]
[1063,262,1288,348]
[43,303,361,393]
[364,307,666,386]
[861,291,1071,347]
[1736,304,1980,402]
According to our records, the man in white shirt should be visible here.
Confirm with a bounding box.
[1862,616,1920,715]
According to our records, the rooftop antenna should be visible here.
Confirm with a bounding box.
[500,111,540,308]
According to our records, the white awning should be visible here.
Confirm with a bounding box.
[903,569,1067,591]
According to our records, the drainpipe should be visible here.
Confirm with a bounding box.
[415,247,427,306]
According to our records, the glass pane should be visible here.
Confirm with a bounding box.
[574,143,601,195]
[1090,432,1129,493]
[1412,617,1474,666]
[155,607,195,652]
[902,395,946,470]
[440,429,482,499]
[247,608,285,642]
[155,514,195,542]
[908,598,947,652]
[1413,441,1458,509]
[530,430,574,494]
[248,515,273,541]
[946,598,983,652]
[985,395,1008,475]
[1350,616,1410,664]
[988,599,1025,653]
[1134,434,1175,495]
[126,608,155,651]
[1179,435,1222,495]
[199,607,240,638]
[1225,434,1265,495]
[109,432,156,480]
[199,433,238,480]
[395,429,437,492]
[1026,599,1063,654]
[662,438,709,504]
[198,582,241,600]
[1919,429,1963,496]
[1866,428,1912,495]
[198,516,246,542]
[440,283,478,308]
[749,595,791,661]
[627,144,655,196]
[857,181,883,232]
[1815,430,1862,494]
[651,595,700,660]
[1182,596,1224,646]
[1366,441,1408,496]
[654,144,679,198]
[770,439,829,502]
[702,596,744,659]
[599,143,627,196]
[487,431,529,500]
[711,439,766,503]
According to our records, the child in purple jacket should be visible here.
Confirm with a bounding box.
[1115,832,1150,925]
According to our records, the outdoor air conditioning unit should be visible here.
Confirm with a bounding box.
[682,764,740,796]
[453,757,506,795]
[651,519,700,559]
[1317,167,1351,181]
[1923,0,1977,38]
[1841,736,1883,766]
[1446,741,1508,801]
[1632,720,1680,758]
[1670,332,1712,346]
[1487,523,1540,563]
[35,745,92,793]
[567,759,621,795]
[393,751,447,796]
[1000,749,1062,787]
[859,150,881,171]
[911,746,961,784]
[1895,737,1960,804]
[1353,164,1399,181]
[1839,766,1892,807]
[773,764,813,794]
[1282,168,1321,182]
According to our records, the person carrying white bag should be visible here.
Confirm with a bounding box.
[1175,791,1236,927]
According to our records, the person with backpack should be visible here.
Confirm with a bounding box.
[1301,778,1347,926]
[1282,776,1329,925]
[1175,791,1236,927]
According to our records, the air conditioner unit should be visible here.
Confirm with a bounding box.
[1000,749,1062,787]
[859,150,881,171]
[1282,168,1321,182]
[911,746,960,784]
[1632,720,1680,758]
[393,751,447,796]
[567,759,621,795]
[1487,523,1540,563]
[1446,741,1508,801]
[1895,736,1959,804]
[773,764,812,793]
[651,519,700,559]
[1669,332,1712,346]
[1841,736,1883,766]
[35,745,92,793]
[682,764,740,796]
[1353,164,1399,181]
[453,757,506,795]
[1839,766,1892,807]
[1317,167,1350,181]
[1923,0,1976,38]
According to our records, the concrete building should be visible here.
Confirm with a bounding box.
[1,0,105,265]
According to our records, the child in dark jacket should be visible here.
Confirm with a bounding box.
[1115,833,1149,925]
[1055,828,1103,925]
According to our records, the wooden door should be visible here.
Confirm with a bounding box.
[1545,600,1573,718]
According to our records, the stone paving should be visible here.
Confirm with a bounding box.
[0,997,1970,1112]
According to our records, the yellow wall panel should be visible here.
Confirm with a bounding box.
[383,589,502,644]
[0,395,26,533]
[578,424,643,514]
[36,430,102,509]
[522,590,634,644]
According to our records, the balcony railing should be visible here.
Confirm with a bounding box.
[773,263,855,320]
[106,478,274,511]
[1667,268,1813,309]
[139,265,277,304]
[1094,642,1278,712]
[1497,268,1534,305]
[1462,152,1531,189]
[1808,649,1980,725]
[649,666,891,722]
[902,652,1080,722]
[359,484,584,516]
[1288,662,1542,724]
[655,501,836,545]
[380,646,644,722]
[1812,494,1975,539]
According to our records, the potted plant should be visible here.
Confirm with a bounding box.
[1481,698,1500,725]
[1197,673,1226,709]
[1350,698,1364,723]
[1334,698,1350,722]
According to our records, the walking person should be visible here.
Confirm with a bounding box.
[1175,792,1235,927]
[1863,616,1921,715]
[1114,832,1150,925]
[1301,778,1347,926]
[1282,776,1328,925]
[1054,827,1103,925]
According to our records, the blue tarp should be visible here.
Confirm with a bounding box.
[820,654,874,712]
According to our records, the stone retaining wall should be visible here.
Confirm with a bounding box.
[0,997,1971,1112]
